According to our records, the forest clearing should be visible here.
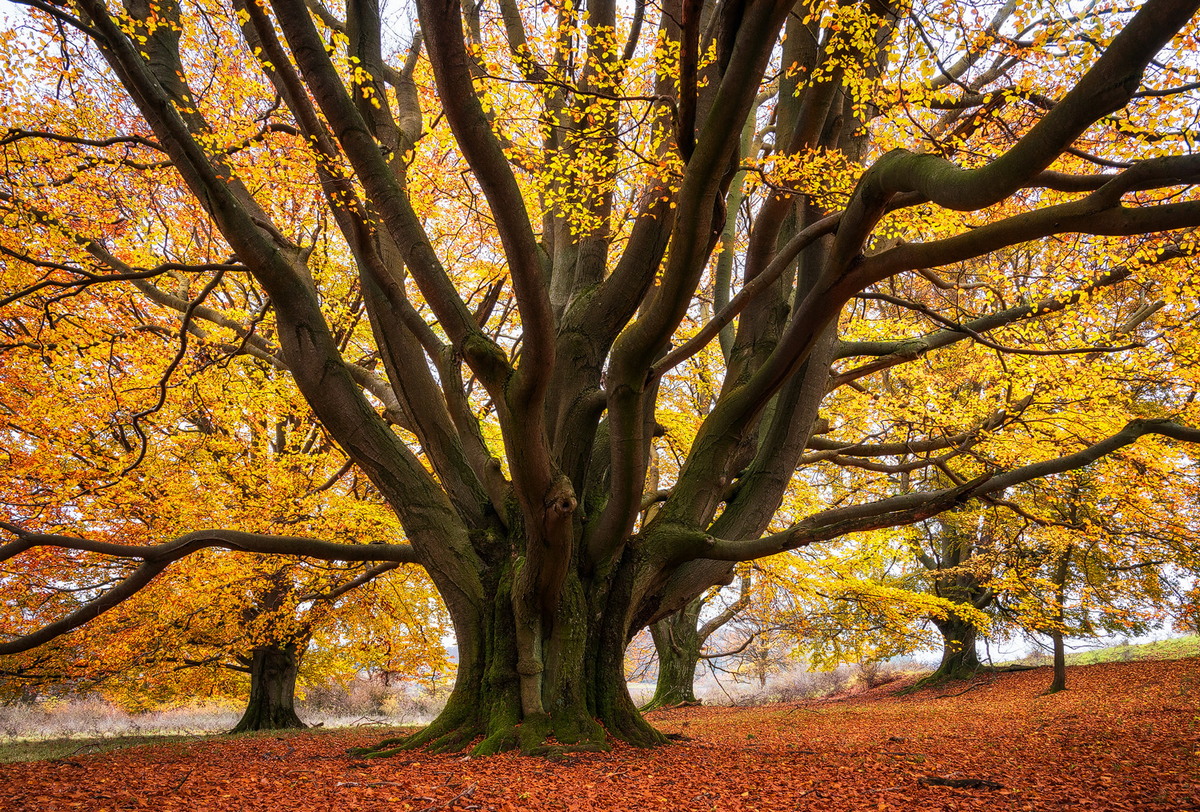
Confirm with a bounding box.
[2,657,1197,811]
[4,0,1200,797]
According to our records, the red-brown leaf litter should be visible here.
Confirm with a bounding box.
[3,658,1197,811]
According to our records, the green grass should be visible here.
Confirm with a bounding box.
[1009,635,1200,668]
[0,723,403,764]
[0,732,204,764]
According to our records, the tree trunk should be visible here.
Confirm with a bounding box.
[355,558,667,758]
[1046,629,1067,694]
[932,615,983,679]
[642,598,703,710]
[909,614,984,690]
[1044,546,1072,694]
[1041,551,1070,695]
[230,643,306,733]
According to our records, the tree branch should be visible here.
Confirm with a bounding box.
[0,525,417,655]
[414,0,553,415]
[703,419,1200,562]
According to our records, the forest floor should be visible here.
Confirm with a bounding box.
[1,657,1196,811]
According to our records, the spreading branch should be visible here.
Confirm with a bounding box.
[704,419,1200,562]
[0,524,416,656]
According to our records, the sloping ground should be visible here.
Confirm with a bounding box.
[2,658,1197,811]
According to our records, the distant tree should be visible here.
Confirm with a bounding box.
[0,277,448,728]
[907,512,998,683]
[997,464,1200,693]
[644,569,751,709]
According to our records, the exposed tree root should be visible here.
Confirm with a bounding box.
[350,711,641,758]
[640,698,703,713]
[898,663,997,695]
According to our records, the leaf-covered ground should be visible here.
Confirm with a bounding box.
[3,658,1197,811]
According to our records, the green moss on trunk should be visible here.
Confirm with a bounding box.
[642,604,702,711]
[354,559,664,757]
[230,644,306,733]
[907,616,987,691]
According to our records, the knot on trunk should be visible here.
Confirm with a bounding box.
[544,481,577,519]
[516,657,544,675]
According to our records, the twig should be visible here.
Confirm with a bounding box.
[49,758,84,768]
[414,783,476,812]
[937,676,998,699]
[920,775,1004,790]
[350,715,389,726]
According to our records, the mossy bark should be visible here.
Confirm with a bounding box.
[932,615,983,679]
[908,615,986,691]
[642,598,702,710]
[230,643,306,733]
[355,557,666,757]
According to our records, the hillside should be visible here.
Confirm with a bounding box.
[1009,635,1200,668]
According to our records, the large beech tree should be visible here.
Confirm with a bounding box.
[3,0,1200,755]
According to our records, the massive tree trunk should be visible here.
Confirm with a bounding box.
[358,556,665,756]
[231,643,306,733]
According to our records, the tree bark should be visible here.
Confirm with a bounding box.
[355,556,666,757]
[643,598,703,710]
[911,517,995,689]
[929,615,984,681]
[1046,629,1068,694]
[1044,546,1072,694]
[230,643,306,733]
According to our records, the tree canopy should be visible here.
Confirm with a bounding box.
[2,0,1200,754]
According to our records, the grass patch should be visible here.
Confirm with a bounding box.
[1006,635,1200,668]
[0,732,204,764]
[0,723,370,764]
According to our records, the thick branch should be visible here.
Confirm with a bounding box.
[0,526,416,655]
[415,0,553,414]
[866,0,1200,212]
[704,419,1200,562]
[265,0,505,385]
[703,475,990,561]
[653,211,842,377]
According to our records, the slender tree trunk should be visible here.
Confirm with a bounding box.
[643,598,702,710]
[1044,547,1072,694]
[230,643,306,733]
[1046,629,1067,693]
